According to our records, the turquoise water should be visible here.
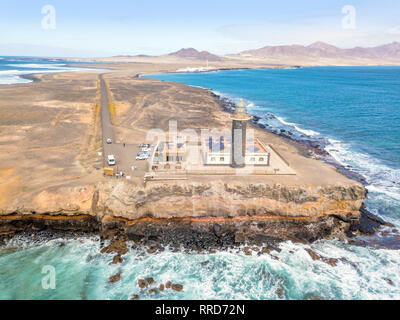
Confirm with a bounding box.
[1,67,400,300]
[1,237,400,300]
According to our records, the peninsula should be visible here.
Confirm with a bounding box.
[0,52,391,249]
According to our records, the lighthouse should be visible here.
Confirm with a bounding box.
[231,99,252,168]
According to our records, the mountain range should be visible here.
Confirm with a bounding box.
[239,41,400,60]
[164,42,400,65]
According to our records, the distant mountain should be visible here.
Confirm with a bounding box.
[169,48,223,61]
[239,41,400,61]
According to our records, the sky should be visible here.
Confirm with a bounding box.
[0,0,400,57]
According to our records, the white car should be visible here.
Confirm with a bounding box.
[106,138,112,144]
[136,152,149,160]
[142,147,152,152]
[107,155,116,166]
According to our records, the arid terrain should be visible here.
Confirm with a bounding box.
[0,57,388,245]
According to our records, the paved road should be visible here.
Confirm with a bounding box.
[99,75,147,179]
[100,74,115,145]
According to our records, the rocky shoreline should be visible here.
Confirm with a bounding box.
[0,205,396,251]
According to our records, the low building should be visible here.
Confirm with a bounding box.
[202,136,270,166]
[149,99,273,173]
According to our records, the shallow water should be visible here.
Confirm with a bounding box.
[1,67,400,300]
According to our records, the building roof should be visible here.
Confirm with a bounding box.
[205,137,268,154]
[166,141,186,153]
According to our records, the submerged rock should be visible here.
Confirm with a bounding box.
[109,271,121,283]
[276,287,285,298]
[138,278,154,289]
[305,248,338,267]
[171,284,184,292]
[385,279,394,286]
[243,247,252,256]
[101,239,128,256]
[109,254,123,265]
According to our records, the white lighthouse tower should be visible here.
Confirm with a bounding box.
[230,99,252,168]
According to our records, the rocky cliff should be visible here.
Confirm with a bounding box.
[0,180,368,245]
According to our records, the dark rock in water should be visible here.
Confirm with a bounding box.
[348,239,367,247]
[385,279,394,286]
[101,239,128,255]
[201,260,209,266]
[148,288,158,294]
[358,210,383,235]
[109,271,121,283]
[360,208,386,226]
[138,278,154,289]
[138,279,147,289]
[345,230,355,238]
[276,288,285,298]
[261,247,270,254]
[147,247,157,254]
[109,254,123,265]
[171,284,183,292]
[130,294,139,300]
[165,281,172,289]
[305,248,338,267]
[243,247,252,256]
[159,284,165,291]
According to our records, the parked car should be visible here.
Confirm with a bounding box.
[136,152,149,160]
[106,138,112,144]
[107,155,116,166]
[142,147,152,152]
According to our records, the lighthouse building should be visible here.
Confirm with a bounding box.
[202,99,270,167]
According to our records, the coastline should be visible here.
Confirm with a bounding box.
[211,90,368,185]
[0,59,106,87]
[0,64,397,251]
[138,69,366,185]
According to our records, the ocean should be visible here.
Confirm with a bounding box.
[1,66,400,300]
[0,57,97,84]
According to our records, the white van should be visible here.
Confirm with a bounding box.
[107,155,116,166]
